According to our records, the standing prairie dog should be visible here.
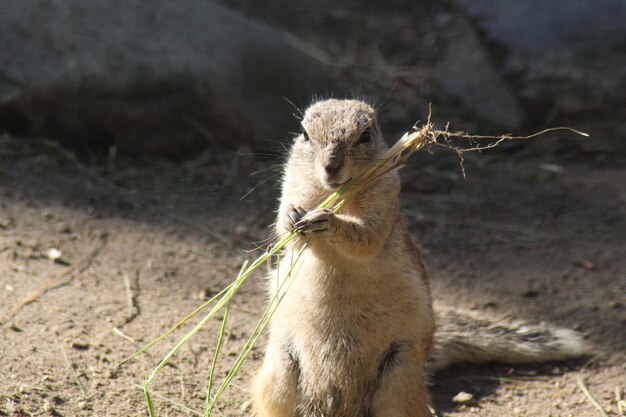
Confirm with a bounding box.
[252,99,588,417]
[253,99,433,417]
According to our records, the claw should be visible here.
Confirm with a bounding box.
[284,204,306,232]
[294,209,333,235]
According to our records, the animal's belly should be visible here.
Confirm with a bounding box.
[294,327,381,416]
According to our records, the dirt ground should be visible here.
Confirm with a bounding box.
[0,133,624,417]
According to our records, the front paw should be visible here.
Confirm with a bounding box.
[283,205,306,233]
[294,208,335,235]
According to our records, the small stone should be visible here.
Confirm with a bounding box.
[71,340,90,350]
[452,391,475,405]
[46,248,62,261]
[240,400,252,412]
[77,400,93,410]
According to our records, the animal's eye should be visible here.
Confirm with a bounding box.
[356,129,371,145]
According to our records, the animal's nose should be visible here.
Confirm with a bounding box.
[324,164,340,176]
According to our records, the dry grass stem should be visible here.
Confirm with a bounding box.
[112,327,137,344]
[616,386,625,416]
[578,377,610,417]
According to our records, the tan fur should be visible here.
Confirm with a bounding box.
[252,99,588,417]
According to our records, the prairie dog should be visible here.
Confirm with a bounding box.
[253,99,433,417]
[252,99,587,417]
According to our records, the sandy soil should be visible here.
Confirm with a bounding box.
[0,136,624,417]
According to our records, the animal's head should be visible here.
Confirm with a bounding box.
[291,99,388,190]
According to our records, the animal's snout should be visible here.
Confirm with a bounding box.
[324,163,341,177]
[319,145,345,184]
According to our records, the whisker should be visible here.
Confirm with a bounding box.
[240,174,281,201]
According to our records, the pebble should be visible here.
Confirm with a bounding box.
[452,391,475,405]
[71,340,90,350]
[240,400,252,412]
[46,248,62,260]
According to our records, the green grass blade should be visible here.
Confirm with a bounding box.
[144,383,156,417]
[205,245,307,415]
[205,262,245,407]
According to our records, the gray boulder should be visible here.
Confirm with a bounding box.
[0,1,338,155]
[451,0,626,125]
[436,17,523,128]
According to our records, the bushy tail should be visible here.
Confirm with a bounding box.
[427,304,589,373]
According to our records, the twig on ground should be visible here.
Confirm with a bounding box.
[113,327,137,344]
[429,405,444,417]
[121,271,140,324]
[616,386,625,416]
[577,377,609,417]
[0,233,108,325]
[113,327,156,362]
[123,273,135,319]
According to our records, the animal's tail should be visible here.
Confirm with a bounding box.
[427,305,589,373]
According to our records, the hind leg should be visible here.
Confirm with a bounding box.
[252,341,299,417]
[371,348,431,417]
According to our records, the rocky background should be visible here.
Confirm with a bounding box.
[1,0,624,156]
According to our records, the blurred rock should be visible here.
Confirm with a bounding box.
[0,1,338,156]
[452,391,475,405]
[436,17,523,128]
[451,0,626,126]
